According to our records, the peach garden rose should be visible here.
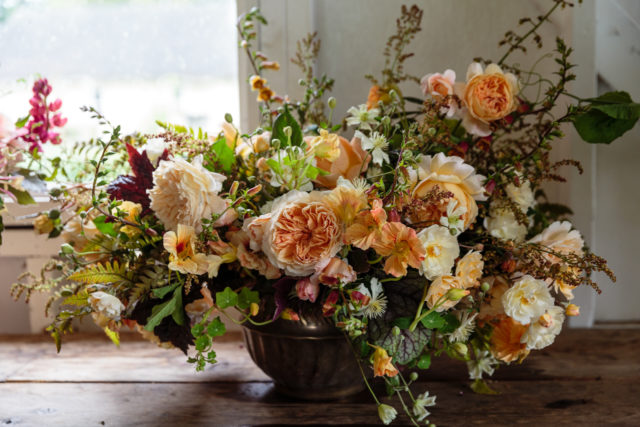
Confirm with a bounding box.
[243,190,343,277]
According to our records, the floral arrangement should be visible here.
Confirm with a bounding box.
[10,2,640,425]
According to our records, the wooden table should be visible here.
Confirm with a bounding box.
[1,328,639,426]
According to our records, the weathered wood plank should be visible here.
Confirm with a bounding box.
[0,380,638,426]
[1,329,638,383]
[0,332,269,383]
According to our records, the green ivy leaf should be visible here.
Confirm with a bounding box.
[92,215,118,237]
[237,287,259,310]
[191,323,204,337]
[216,287,238,309]
[206,317,226,337]
[271,106,303,147]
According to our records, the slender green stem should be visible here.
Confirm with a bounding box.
[497,1,561,65]
[344,332,380,405]
[408,294,447,332]
[395,388,419,427]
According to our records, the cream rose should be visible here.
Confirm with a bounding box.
[149,155,227,232]
[411,153,486,231]
[243,190,343,277]
[484,205,527,243]
[455,250,484,288]
[505,180,535,213]
[521,306,564,350]
[417,225,459,280]
[88,291,125,319]
[528,221,584,263]
[426,275,464,312]
[502,275,554,324]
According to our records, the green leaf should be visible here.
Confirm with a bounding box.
[272,107,303,147]
[206,317,226,337]
[211,138,235,172]
[417,353,431,370]
[439,313,461,334]
[103,327,120,347]
[237,287,259,310]
[171,287,185,326]
[421,311,445,329]
[215,287,238,309]
[195,334,211,352]
[62,293,89,307]
[265,158,282,173]
[92,215,118,237]
[574,91,639,144]
[191,323,204,337]
[392,317,412,329]
[144,286,183,331]
[152,283,179,299]
[15,114,30,128]
[7,185,36,205]
[470,378,500,395]
[369,279,430,364]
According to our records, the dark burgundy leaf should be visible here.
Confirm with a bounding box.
[272,277,296,320]
[106,143,168,214]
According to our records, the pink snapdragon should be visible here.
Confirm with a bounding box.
[23,78,67,151]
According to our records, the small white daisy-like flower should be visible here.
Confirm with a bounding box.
[448,311,478,343]
[355,277,388,318]
[439,199,468,235]
[467,349,498,380]
[356,130,390,166]
[412,391,437,422]
[346,104,380,131]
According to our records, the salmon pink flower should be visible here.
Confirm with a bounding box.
[374,222,425,277]
[372,345,398,377]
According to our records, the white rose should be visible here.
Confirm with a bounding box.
[528,221,584,262]
[521,306,564,350]
[149,155,227,231]
[501,275,554,324]
[140,137,167,166]
[505,180,535,213]
[484,205,527,243]
[417,225,459,280]
[88,291,125,319]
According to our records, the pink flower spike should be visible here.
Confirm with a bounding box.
[49,99,62,112]
[47,131,61,144]
[52,114,67,127]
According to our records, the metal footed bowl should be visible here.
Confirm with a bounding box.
[242,310,366,401]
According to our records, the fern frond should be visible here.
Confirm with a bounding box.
[67,261,134,285]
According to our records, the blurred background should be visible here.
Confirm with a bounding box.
[1,0,638,333]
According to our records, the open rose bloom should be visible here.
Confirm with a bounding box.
[14,4,634,426]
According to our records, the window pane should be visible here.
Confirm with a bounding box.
[0,0,239,147]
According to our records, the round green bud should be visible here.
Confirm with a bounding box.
[224,113,233,123]
[327,97,337,109]
[392,326,401,337]
[409,372,419,382]
[481,282,491,293]
[48,209,60,220]
[60,244,75,255]
[283,126,292,138]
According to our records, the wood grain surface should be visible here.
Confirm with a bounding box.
[1,329,639,426]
